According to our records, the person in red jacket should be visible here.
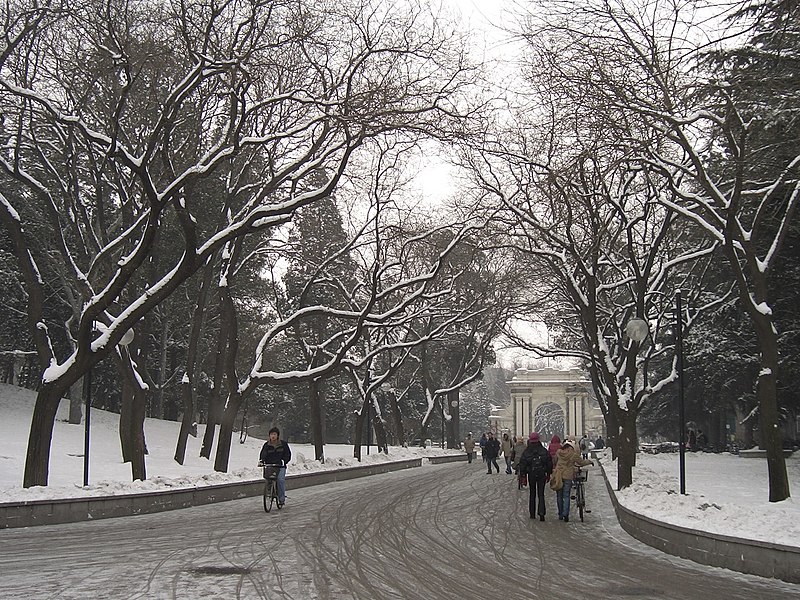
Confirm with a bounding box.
[547,434,562,467]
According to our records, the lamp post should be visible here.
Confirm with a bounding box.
[626,316,649,468]
[84,325,134,486]
[365,395,371,456]
[675,291,686,495]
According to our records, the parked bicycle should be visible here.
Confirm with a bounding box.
[259,462,283,513]
[571,467,591,522]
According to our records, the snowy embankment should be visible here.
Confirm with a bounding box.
[0,383,456,503]
[2,382,798,548]
[602,448,799,547]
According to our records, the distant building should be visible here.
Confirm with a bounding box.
[506,367,604,440]
[488,404,513,436]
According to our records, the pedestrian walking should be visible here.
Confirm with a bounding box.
[511,435,526,474]
[518,432,553,520]
[479,433,488,466]
[547,434,562,468]
[463,433,476,463]
[484,432,501,474]
[579,434,593,459]
[594,436,605,450]
[501,432,514,474]
[550,439,592,522]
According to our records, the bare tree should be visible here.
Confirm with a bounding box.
[460,29,725,485]
[524,0,794,499]
[0,0,479,487]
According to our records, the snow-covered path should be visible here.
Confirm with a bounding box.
[0,462,795,599]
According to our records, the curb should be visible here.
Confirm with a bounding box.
[0,458,422,529]
[599,460,799,584]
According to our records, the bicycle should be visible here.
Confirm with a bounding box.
[260,463,282,513]
[571,467,591,522]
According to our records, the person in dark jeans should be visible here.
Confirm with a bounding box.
[484,432,501,474]
[259,427,292,507]
[518,432,553,520]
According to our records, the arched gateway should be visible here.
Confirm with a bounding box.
[506,367,604,440]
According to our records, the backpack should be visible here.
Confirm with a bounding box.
[522,448,547,479]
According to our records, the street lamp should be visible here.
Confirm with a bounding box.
[625,318,649,343]
[365,395,371,456]
[675,291,686,495]
[84,324,134,486]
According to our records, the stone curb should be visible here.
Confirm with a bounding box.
[0,458,423,529]
[598,460,800,584]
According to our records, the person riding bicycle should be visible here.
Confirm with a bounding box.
[259,427,292,507]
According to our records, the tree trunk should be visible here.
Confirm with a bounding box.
[174,260,213,465]
[119,379,135,463]
[115,351,149,481]
[388,389,403,446]
[446,389,459,449]
[372,401,388,453]
[130,381,148,481]
[68,379,82,425]
[615,411,638,489]
[754,316,790,501]
[213,391,243,472]
[23,382,69,487]
[200,306,229,459]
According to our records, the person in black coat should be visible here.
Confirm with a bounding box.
[259,427,292,506]
[518,432,554,520]
[484,432,501,474]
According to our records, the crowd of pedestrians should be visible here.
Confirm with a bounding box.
[465,430,595,522]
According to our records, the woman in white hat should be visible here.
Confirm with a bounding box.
[550,438,593,522]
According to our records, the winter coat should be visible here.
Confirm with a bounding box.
[501,436,513,457]
[484,437,501,459]
[511,440,526,468]
[518,441,553,481]
[463,437,476,453]
[553,445,591,482]
[548,435,562,467]
[260,439,292,467]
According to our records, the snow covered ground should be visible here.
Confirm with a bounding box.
[1,383,797,548]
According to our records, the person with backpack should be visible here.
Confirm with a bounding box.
[518,432,553,520]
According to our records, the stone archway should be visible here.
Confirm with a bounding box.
[534,402,564,441]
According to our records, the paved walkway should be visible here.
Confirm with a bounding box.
[0,462,795,599]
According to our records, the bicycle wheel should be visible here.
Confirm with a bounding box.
[263,479,276,513]
[576,482,585,522]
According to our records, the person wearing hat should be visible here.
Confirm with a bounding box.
[518,432,553,520]
[551,438,593,522]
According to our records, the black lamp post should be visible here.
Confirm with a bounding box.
[366,396,371,456]
[676,290,686,495]
[82,364,93,487]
